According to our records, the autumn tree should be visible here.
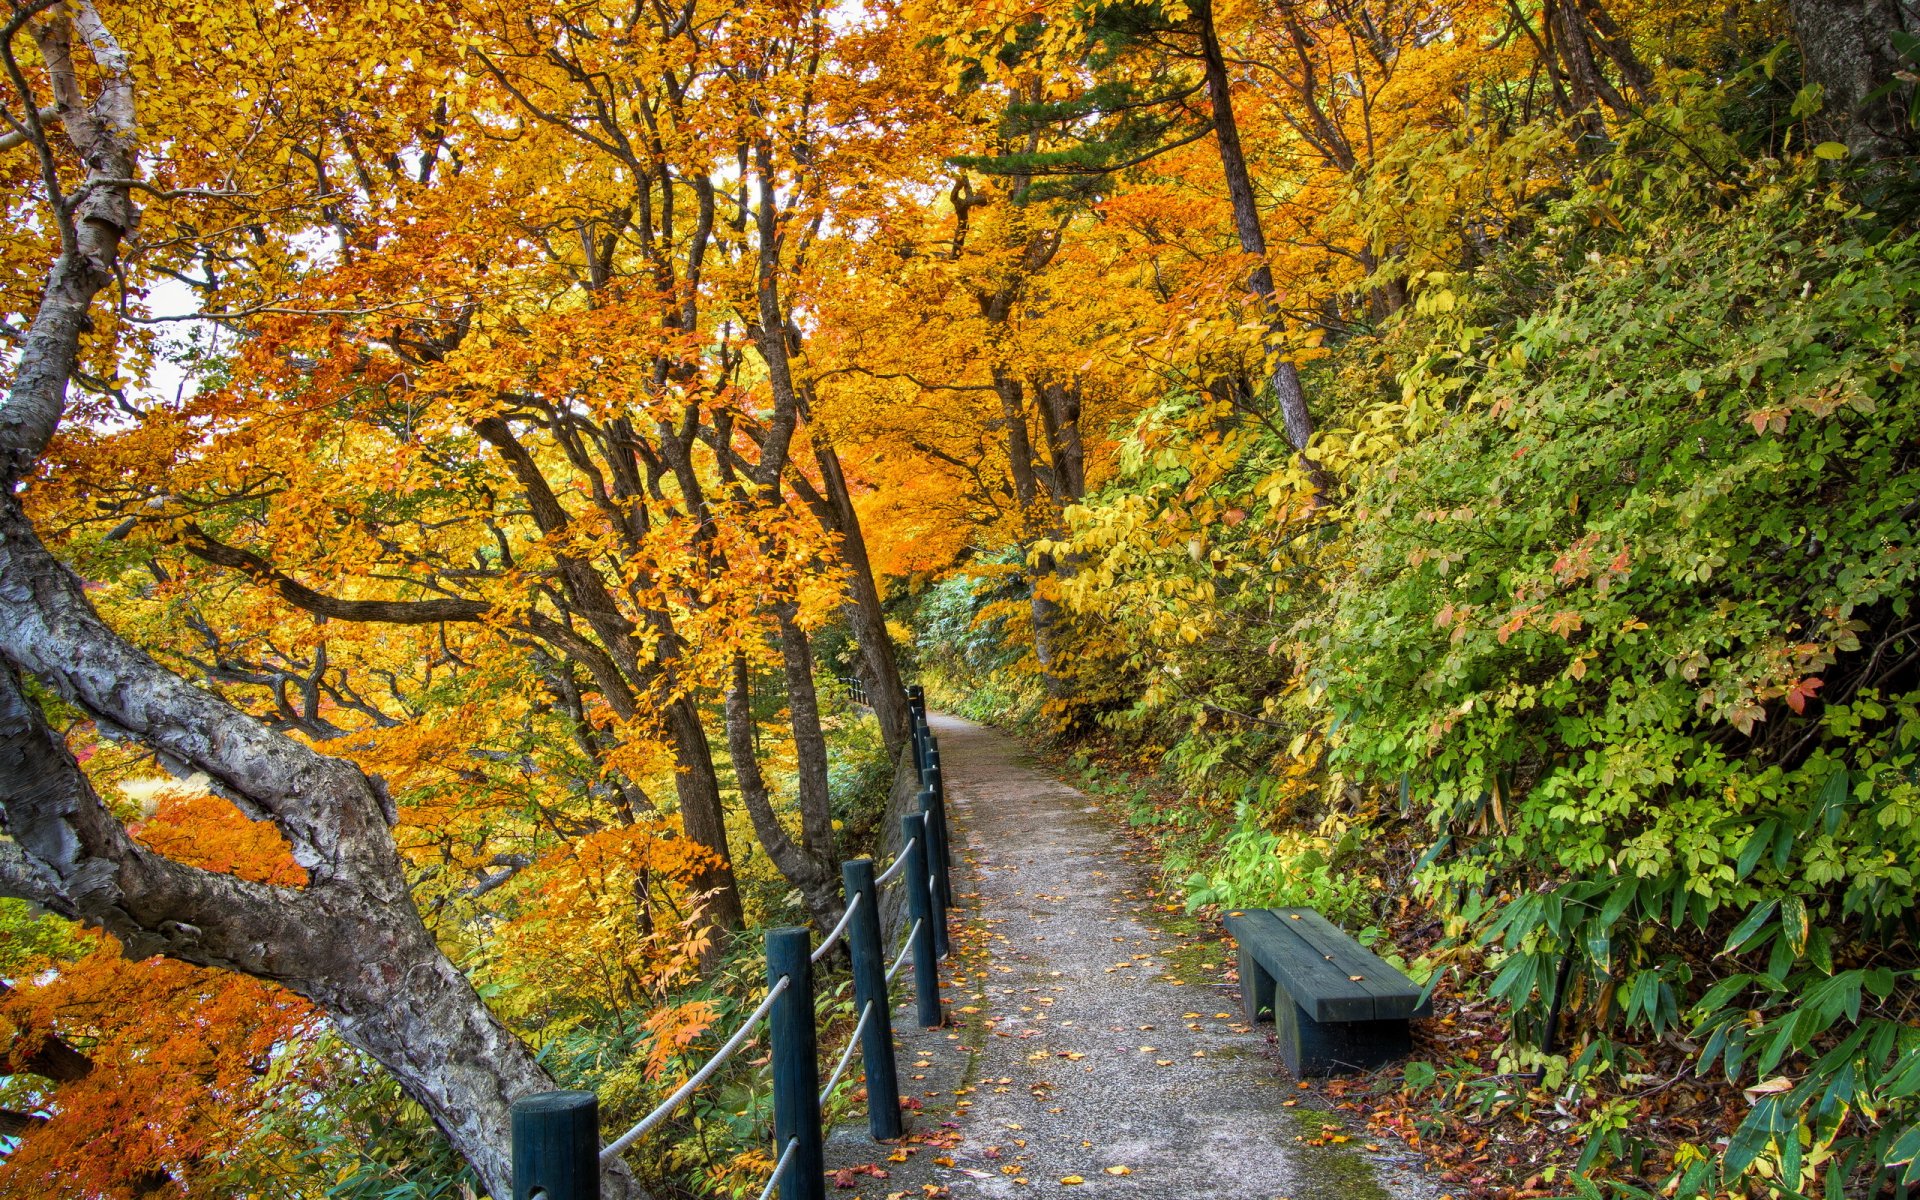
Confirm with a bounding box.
[0,2,656,1194]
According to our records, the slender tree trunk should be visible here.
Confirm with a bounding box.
[721,656,844,928]
[1193,0,1317,455]
[811,437,913,753]
[661,695,746,932]
[775,605,839,865]
[992,370,1069,696]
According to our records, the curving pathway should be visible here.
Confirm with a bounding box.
[827,713,1437,1200]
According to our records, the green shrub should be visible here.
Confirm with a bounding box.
[1322,139,1920,1192]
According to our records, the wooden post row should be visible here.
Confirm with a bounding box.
[511,808,949,1198]
[924,749,954,910]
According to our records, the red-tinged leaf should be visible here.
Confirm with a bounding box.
[1785,676,1824,713]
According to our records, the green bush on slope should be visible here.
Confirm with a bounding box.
[1323,147,1920,1189]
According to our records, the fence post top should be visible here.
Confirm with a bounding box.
[511,1090,597,1114]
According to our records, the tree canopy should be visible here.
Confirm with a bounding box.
[0,0,1915,1195]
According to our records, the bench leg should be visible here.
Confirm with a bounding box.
[1237,943,1276,1023]
[1274,997,1413,1077]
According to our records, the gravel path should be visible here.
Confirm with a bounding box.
[826,713,1437,1200]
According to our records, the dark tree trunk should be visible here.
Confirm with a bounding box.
[812,438,914,754]
[1791,0,1919,158]
[1193,0,1316,454]
[721,656,844,929]
[775,606,839,866]
[662,695,746,932]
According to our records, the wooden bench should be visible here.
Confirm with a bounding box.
[1224,907,1431,1077]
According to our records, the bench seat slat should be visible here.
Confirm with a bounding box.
[1270,908,1427,1019]
[1226,909,1379,1022]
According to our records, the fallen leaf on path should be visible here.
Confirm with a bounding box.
[1060,1176,1085,1185]
[1105,1166,1132,1176]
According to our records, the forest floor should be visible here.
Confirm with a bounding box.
[823,713,1445,1200]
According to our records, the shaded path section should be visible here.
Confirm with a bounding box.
[830,714,1436,1199]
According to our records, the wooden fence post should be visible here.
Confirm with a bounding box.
[841,859,904,1140]
[900,814,942,1027]
[918,786,951,959]
[925,751,954,909]
[767,927,826,1200]
[511,1091,600,1200]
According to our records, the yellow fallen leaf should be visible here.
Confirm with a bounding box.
[934,1156,955,1167]
[1105,1166,1132,1176]
[1155,1059,1174,1066]
[1060,1176,1085,1186]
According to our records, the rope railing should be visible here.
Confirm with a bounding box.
[818,998,875,1105]
[873,837,915,885]
[599,975,791,1162]
[885,918,921,985]
[756,1137,802,1200]
[510,684,955,1200]
[810,889,862,965]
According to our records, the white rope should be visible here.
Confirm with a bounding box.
[756,1137,801,1200]
[886,918,922,985]
[818,998,874,1105]
[600,975,791,1163]
[809,890,862,964]
[874,837,916,885]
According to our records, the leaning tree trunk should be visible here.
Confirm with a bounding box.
[1193,0,1323,468]
[812,437,915,754]
[0,8,643,1196]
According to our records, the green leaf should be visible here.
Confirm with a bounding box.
[1737,818,1777,880]
[1814,768,1850,835]
[1723,1095,1787,1176]
[1723,899,1779,956]
[1782,895,1809,960]
[1814,141,1850,160]
[1599,876,1636,927]
[1585,928,1611,977]
[1691,973,1752,1018]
